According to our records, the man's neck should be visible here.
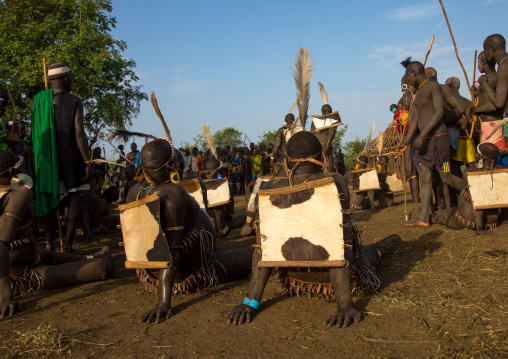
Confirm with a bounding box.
[495,50,508,65]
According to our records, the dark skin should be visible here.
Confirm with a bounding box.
[226,161,361,327]
[474,35,508,115]
[126,143,138,165]
[46,75,91,252]
[396,79,421,215]
[271,118,295,161]
[310,108,339,173]
[399,62,465,226]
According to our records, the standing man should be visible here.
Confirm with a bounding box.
[398,61,465,227]
[186,147,199,177]
[0,93,9,152]
[32,62,91,252]
[126,143,141,168]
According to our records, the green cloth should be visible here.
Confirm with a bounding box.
[251,154,263,177]
[32,89,59,216]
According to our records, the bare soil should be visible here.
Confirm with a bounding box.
[1,194,507,358]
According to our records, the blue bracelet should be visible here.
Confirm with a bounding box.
[242,297,260,310]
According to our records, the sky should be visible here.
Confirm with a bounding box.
[109,0,508,151]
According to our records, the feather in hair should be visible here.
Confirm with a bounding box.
[108,130,157,144]
[400,57,412,69]
[377,131,383,155]
[317,81,328,105]
[293,47,314,130]
[150,92,173,142]
[200,124,218,159]
[363,122,376,152]
[288,101,297,114]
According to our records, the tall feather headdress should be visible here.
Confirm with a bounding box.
[150,92,173,143]
[200,124,218,159]
[288,101,297,114]
[317,81,328,105]
[107,130,156,144]
[293,47,314,130]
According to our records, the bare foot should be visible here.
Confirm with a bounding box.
[406,220,430,227]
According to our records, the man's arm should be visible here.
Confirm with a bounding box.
[478,65,508,110]
[74,101,90,180]
[323,128,336,154]
[271,128,283,158]
[401,113,418,146]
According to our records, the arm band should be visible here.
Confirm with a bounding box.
[242,297,260,310]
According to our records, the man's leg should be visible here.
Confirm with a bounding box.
[64,192,81,252]
[44,209,57,251]
[408,165,432,226]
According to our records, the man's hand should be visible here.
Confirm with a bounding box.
[398,144,408,153]
[500,147,508,156]
[0,297,22,319]
[82,164,91,182]
[226,304,256,325]
[413,136,425,150]
[477,75,487,86]
[140,302,173,324]
[324,307,362,328]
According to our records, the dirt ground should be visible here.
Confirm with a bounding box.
[1,194,507,358]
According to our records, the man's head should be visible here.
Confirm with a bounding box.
[232,146,237,154]
[284,113,295,127]
[124,165,136,181]
[426,67,437,82]
[225,145,230,153]
[445,77,460,90]
[286,131,322,171]
[93,147,101,158]
[483,34,506,62]
[130,143,137,152]
[140,139,175,182]
[192,147,198,155]
[477,143,500,170]
[378,155,389,165]
[249,143,255,150]
[405,61,426,87]
[48,62,73,91]
[184,148,190,156]
[259,143,265,151]
[0,93,8,117]
[0,152,23,180]
[321,104,332,116]
[118,144,124,152]
[357,155,368,169]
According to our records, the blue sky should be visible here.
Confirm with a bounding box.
[109,0,508,150]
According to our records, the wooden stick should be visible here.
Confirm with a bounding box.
[473,50,477,86]
[43,58,48,90]
[438,0,474,101]
[423,34,435,67]
[150,92,172,142]
[3,81,19,123]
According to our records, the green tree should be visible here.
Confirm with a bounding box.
[214,127,243,148]
[0,0,147,147]
[257,130,277,147]
[331,124,348,150]
[343,137,367,170]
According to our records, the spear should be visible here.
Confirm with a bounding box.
[4,81,19,124]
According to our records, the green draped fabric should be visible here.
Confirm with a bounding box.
[32,89,59,216]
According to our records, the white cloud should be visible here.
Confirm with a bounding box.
[170,67,207,95]
[485,0,507,4]
[388,3,441,22]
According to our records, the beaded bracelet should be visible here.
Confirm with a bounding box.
[242,297,260,310]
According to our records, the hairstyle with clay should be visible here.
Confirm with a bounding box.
[140,139,174,171]
[321,104,332,116]
[286,131,321,160]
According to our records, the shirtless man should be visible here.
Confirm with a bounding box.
[125,139,252,323]
[310,104,340,173]
[126,143,141,168]
[0,152,114,318]
[398,61,465,227]
[271,113,296,161]
[435,143,503,235]
[226,132,401,326]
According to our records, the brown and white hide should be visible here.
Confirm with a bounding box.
[350,169,381,192]
[180,178,206,209]
[204,178,230,208]
[467,169,508,210]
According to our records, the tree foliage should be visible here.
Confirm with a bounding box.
[343,137,367,170]
[258,130,277,147]
[331,124,348,150]
[0,0,147,147]
[213,127,243,148]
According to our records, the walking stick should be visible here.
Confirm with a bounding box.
[3,81,19,124]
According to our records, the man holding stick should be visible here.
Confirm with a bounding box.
[398,61,465,227]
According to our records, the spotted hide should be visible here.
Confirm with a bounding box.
[246,176,271,215]
[257,177,345,267]
[204,178,230,208]
[118,193,172,269]
[467,169,508,210]
[311,111,342,131]
[350,169,381,193]
[180,178,206,209]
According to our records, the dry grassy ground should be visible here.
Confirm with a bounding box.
[1,194,507,358]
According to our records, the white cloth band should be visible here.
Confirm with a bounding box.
[48,66,71,77]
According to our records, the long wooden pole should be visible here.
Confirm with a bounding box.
[438,0,474,101]
[423,34,435,67]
